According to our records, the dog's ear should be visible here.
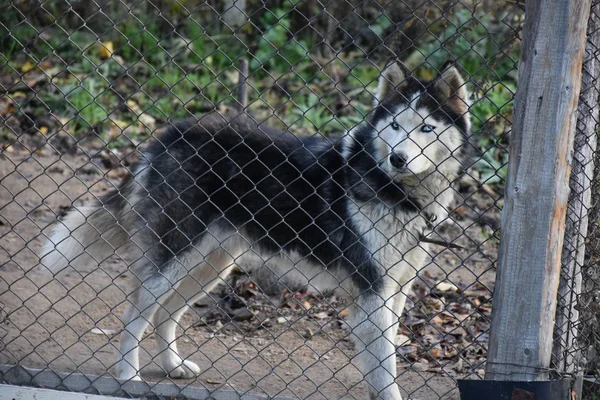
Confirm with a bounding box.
[374,60,410,106]
[434,65,469,115]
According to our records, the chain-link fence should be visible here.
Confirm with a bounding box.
[1,1,597,399]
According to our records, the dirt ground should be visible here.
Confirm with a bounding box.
[0,139,500,400]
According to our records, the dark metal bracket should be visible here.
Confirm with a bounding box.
[458,379,573,400]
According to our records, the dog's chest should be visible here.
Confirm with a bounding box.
[350,201,426,265]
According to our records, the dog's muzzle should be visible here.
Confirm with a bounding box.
[389,152,408,170]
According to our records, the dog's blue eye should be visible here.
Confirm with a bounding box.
[390,122,400,130]
[421,124,435,133]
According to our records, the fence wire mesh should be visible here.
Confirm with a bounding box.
[3,1,587,399]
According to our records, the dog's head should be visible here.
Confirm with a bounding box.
[366,61,471,180]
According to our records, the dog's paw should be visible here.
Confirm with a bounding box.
[369,385,403,400]
[168,360,201,379]
[116,361,143,381]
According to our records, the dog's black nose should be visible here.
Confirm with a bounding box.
[389,152,407,169]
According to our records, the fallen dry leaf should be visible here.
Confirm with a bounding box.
[107,168,127,179]
[436,281,459,292]
[21,60,35,73]
[397,334,411,346]
[338,307,350,318]
[429,346,442,359]
[100,41,114,58]
[314,311,329,320]
[412,360,429,371]
[90,327,120,335]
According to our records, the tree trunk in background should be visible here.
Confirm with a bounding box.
[222,0,247,28]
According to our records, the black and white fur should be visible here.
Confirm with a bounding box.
[41,61,471,400]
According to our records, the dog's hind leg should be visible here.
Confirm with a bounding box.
[116,227,244,381]
[153,252,235,378]
[116,265,182,381]
[350,286,403,400]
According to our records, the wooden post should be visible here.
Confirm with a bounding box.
[237,59,249,110]
[552,4,600,396]
[485,0,591,382]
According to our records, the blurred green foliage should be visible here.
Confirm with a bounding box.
[0,1,520,186]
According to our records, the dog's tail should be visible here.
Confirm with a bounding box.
[40,175,140,275]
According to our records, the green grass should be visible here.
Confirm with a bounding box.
[250,8,311,76]
[64,77,117,133]
[285,93,363,135]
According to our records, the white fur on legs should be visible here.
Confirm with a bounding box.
[153,265,228,378]
[116,273,175,381]
[390,290,408,342]
[351,289,403,400]
[116,229,245,381]
[153,288,199,379]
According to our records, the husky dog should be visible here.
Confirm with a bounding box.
[41,61,470,400]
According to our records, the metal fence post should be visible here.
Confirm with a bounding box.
[462,0,592,396]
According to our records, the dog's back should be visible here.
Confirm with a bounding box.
[40,112,346,277]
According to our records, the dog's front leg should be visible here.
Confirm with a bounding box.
[391,290,407,338]
[350,288,403,400]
